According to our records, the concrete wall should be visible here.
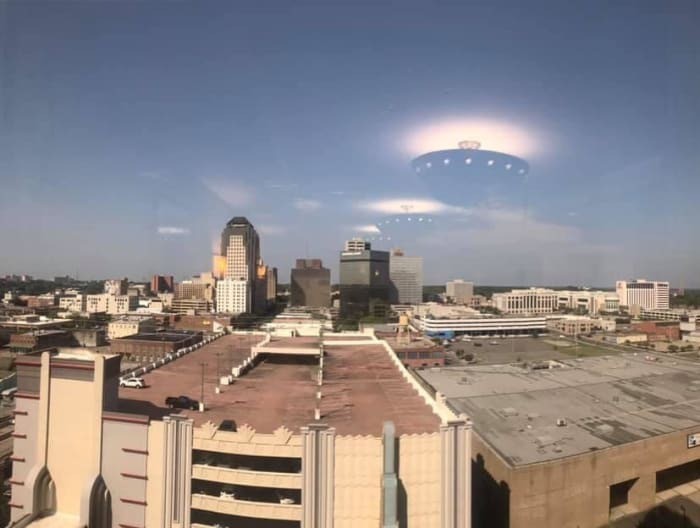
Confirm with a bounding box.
[398,433,441,527]
[146,421,166,528]
[334,435,383,528]
[46,376,99,516]
[102,416,150,528]
[10,398,39,523]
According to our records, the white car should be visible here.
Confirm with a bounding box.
[119,377,145,389]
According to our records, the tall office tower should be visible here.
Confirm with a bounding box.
[389,249,423,305]
[291,259,331,308]
[446,279,474,305]
[103,278,128,296]
[616,279,670,311]
[339,240,391,320]
[221,217,260,281]
[344,238,371,252]
[216,217,260,314]
[150,275,174,294]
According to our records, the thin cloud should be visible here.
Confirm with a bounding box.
[141,170,167,181]
[202,177,255,206]
[352,225,381,234]
[265,181,299,191]
[157,226,190,235]
[294,199,322,212]
[257,224,287,236]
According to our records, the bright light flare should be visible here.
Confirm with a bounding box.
[357,198,453,215]
[401,118,540,158]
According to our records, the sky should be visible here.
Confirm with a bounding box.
[1,0,699,286]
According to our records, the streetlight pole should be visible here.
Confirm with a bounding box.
[215,352,221,388]
[199,362,208,409]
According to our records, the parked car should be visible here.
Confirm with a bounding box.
[219,419,237,432]
[165,396,199,410]
[119,377,145,389]
[1,388,17,400]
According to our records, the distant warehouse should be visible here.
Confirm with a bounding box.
[110,331,202,360]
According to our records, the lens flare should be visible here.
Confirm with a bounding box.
[401,118,540,158]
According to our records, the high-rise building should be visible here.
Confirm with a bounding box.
[344,238,371,252]
[339,240,391,320]
[291,259,331,308]
[221,217,260,281]
[103,278,128,296]
[151,275,174,294]
[446,280,474,305]
[216,217,261,314]
[389,249,423,305]
[616,279,670,311]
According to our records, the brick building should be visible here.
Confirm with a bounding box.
[110,331,202,360]
[632,320,681,342]
[9,330,75,353]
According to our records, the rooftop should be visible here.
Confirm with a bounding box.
[417,352,700,466]
[118,334,439,435]
[115,331,199,342]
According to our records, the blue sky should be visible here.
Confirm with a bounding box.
[1,0,698,286]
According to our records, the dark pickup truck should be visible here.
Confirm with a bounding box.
[165,395,199,410]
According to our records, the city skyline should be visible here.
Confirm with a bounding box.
[2,1,699,286]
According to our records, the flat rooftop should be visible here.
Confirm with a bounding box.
[118,334,439,435]
[115,332,198,342]
[418,352,700,466]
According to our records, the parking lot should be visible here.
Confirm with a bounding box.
[445,335,620,365]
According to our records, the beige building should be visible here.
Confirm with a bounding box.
[495,288,620,316]
[616,279,670,311]
[446,280,474,305]
[174,274,215,314]
[107,316,157,340]
[547,315,595,336]
[58,294,86,313]
[103,278,129,296]
[85,294,138,315]
[9,335,472,528]
[493,288,559,314]
[604,332,648,345]
[555,290,619,315]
